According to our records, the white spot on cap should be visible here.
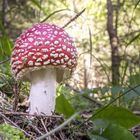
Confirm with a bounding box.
[17,50,21,53]
[28,52,34,56]
[38,41,43,45]
[28,38,33,42]
[36,52,42,56]
[24,43,29,47]
[43,31,47,35]
[54,53,58,58]
[67,48,70,52]
[35,30,41,35]
[62,45,66,50]
[59,31,63,35]
[35,62,41,66]
[28,61,34,66]
[26,33,30,36]
[58,38,62,41]
[42,55,48,60]
[64,55,69,61]
[45,41,50,45]
[54,40,59,45]
[32,28,36,31]
[71,48,73,52]
[21,49,24,52]
[51,59,55,62]
[43,60,50,65]
[56,48,62,52]
[34,41,39,46]
[33,56,36,59]
[28,46,32,49]
[61,59,64,64]
[56,60,60,64]
[50,37,54,40]
[20,45,25,48]
[67,60,72,66]
[50,47,54,51]
[54,31,58,35]
[36,58,42,62]
[59,53,64,57]
[41,37,46,40]
[42,49,48,53]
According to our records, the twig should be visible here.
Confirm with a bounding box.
[82,95,103,107]
[81,84,140,125]
[40,118,48,133]
[0,112,33,138]
[62,8,86,28]
[40,118,51,140]
[65,84,103,107]
[29,123,44,135]
[35,112,79,140]
[41,9,68,22]
[3,111,62,118]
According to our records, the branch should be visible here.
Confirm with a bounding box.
[3,111,61,118]
[0,112,33,138]
[62,8,86,28]
[41,9,68,22]
[120,29,140,39]
[35,112,79,140]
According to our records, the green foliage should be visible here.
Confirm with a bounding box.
[102,124,135,140]
[92,106,140,129]
[128,73,140,86]
[0,0,140,139]
[0,124,27,140]
[0,35,13,56]
[88,106,139,140]
[56,93,75,118]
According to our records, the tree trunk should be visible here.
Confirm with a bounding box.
[107,0,120,85]
[2,0,6,27]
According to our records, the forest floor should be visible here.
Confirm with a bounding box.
[0,93,140,140]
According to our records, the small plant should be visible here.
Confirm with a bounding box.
[0,123,27,140]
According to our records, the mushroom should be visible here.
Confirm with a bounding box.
[11,23,77,115]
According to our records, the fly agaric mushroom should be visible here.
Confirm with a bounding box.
[11,23,77,115]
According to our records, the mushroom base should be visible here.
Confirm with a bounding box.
[28,68,56,115]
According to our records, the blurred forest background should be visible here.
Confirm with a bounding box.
[0,0,140,140]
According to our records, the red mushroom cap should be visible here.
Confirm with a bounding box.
[11,23,77,82]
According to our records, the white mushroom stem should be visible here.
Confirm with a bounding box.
[28,68,56,115]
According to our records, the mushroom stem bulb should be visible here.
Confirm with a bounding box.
[29,68,56,115]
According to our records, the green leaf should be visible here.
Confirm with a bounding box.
[111,86,123,96]
[92,106,140,129]
[0,83,6,88]
[56,94,75,117]
[88,133,108,140]
[129,73,140,86]
[124,86,140,101]
[0,36,13,56]
[102,123,135,140]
